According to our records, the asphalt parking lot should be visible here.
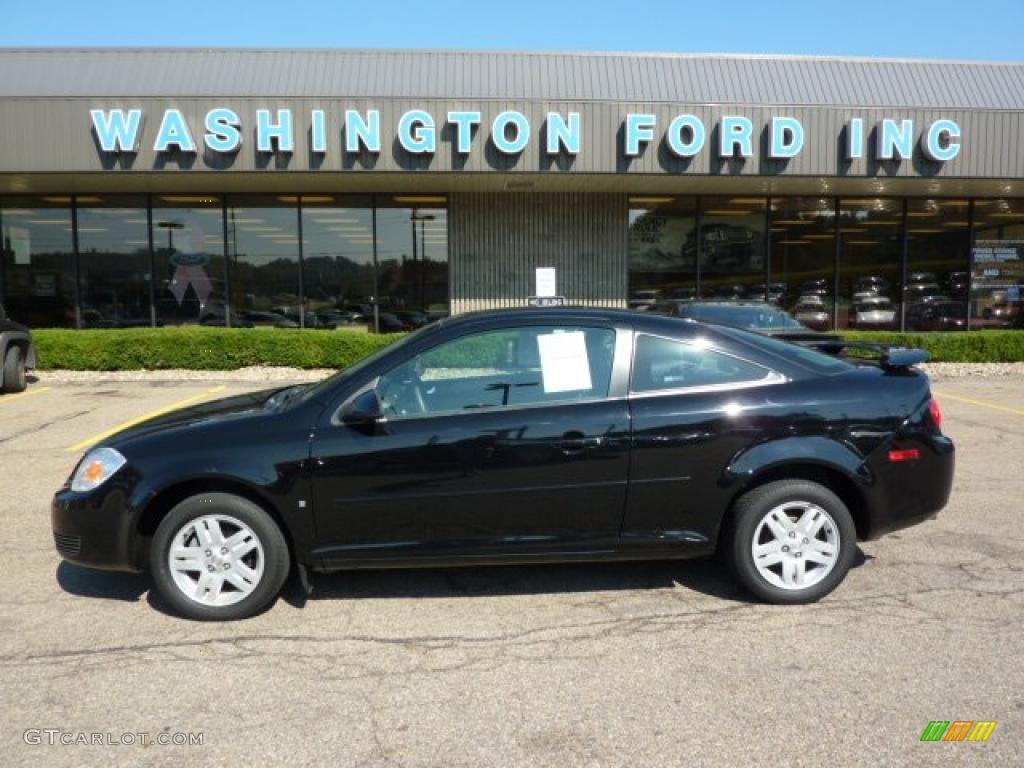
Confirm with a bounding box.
[1,372,1021,767]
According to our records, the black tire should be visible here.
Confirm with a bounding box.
[2,345,26,394]
[725,479,857,604]
[149,492,290,621]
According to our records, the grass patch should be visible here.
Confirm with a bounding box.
[31,326,1024,370]
[34,327,406,371]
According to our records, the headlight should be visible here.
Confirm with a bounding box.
[70,447,127,493]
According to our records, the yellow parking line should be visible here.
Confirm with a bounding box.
[0,385,52,404]
[935,390,1024,418]
[66,385,227,453]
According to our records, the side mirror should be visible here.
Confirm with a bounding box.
[340,388,386,432]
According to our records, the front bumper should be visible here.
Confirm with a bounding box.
[51,480,143,572]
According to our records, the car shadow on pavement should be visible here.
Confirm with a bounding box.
[285,548,870,608]
[56,562,149,602]
[284,553,871,608]
[56,549,871,616]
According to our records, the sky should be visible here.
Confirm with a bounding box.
[0,0,1022,61]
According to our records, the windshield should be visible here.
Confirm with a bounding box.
[300,322,441,403]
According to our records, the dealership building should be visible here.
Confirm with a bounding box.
[0,48,1022,331]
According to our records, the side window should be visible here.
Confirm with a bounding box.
[631,334,774,393]
[378,326,616,417]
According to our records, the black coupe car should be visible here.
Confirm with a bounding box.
[53,309,954,620]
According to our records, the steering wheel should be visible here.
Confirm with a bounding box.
[379,369,427,416]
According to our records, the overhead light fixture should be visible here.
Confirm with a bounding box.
[860,220,900,226]
[229,218,264,224]
[839,228,867,233]
[728,197,766,205]
[75,227,108,232]
[26,219,68,224]
[907,228,944,234]
[240,226,281,232]
[159,196,220,204]
[804,234,835,239]
[298,196,336,204]
[703,209,750,216]
[0,209,35,216]
[777,240,812,245]
[772,219,813,225]
[61,196,104,204]
[845,240,880,245]
[941,221,970,227]
[393,196,447,204]
[313,218,361,224]
[986,212,1023,218]
[629,196,675,205]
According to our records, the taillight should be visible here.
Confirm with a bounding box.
[928,397,944,430]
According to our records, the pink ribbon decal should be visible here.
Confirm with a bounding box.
[169,265,213,305]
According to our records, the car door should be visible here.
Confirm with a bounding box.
[309,322,632,565]
[622,332,785,552]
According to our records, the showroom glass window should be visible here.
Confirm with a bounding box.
[836,198,902,331]
[627,196,698,310]
[226,197,301,327]
[698,196,767,301]
[0,197,76,327]
[299,195,375,328]
[375,197,449,326]
[768,197,836,329]
[150,196,227,326]
[904,199,970,331]
[972,199,1024,329]
[77,196,152,328]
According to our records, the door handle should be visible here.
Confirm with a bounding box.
[559,432,603,455]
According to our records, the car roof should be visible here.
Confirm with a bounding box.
[438,306,710,337]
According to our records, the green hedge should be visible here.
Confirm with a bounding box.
[842,330,1024,363]
[30,326,1024,370]
[34,327,406,371]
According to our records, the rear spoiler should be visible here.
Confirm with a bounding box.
[813,341,930,370]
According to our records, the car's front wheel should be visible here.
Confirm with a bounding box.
[150,493,290,620]
[726,479,857,604]
[2,344,27,393]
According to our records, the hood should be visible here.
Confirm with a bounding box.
[103,387,287,450]
[1,318,31,334]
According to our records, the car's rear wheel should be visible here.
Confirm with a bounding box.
[149,493,290,621]
[726,479,857,604]
[2,345,27,393]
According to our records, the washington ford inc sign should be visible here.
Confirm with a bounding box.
[89,107,963,164]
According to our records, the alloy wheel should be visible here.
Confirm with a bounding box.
[750,501,840,590]
[167,514,265,607]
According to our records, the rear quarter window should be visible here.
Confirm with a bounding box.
[718,327,853,375]
[631,334,778,393]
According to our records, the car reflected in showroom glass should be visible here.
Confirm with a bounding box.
[52,309,955,620]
